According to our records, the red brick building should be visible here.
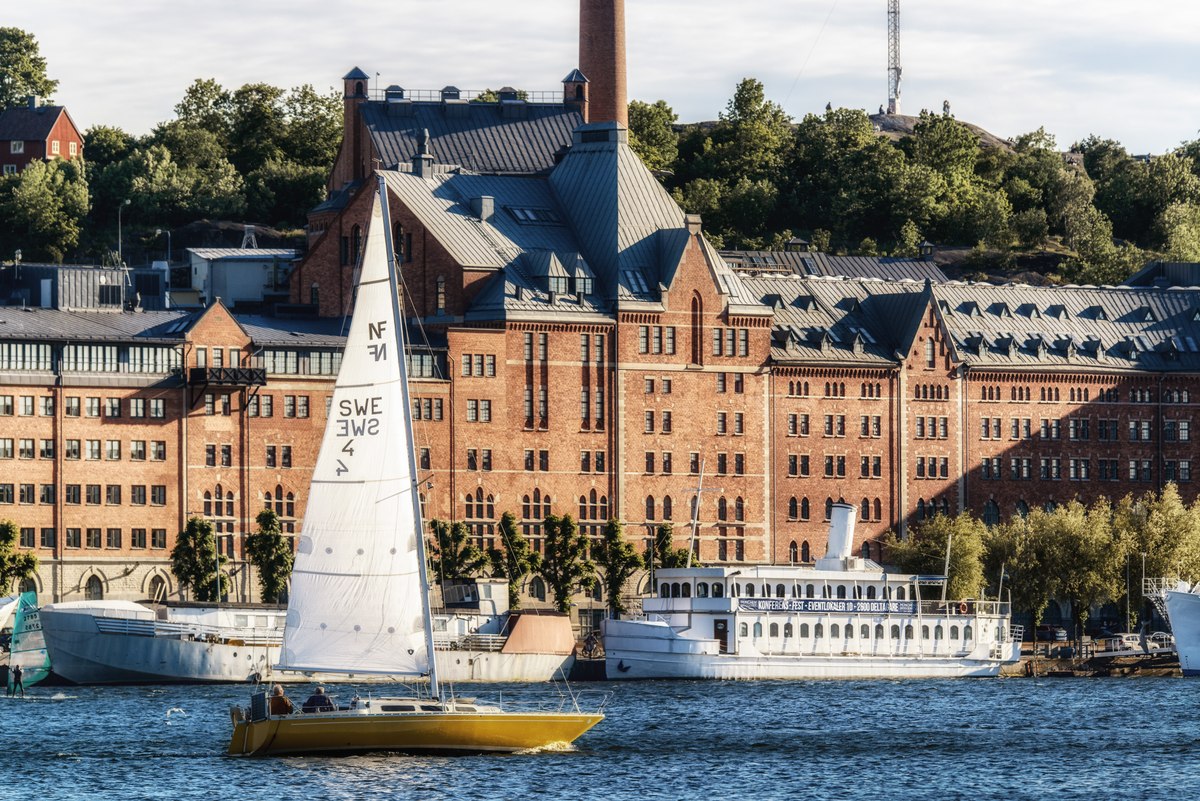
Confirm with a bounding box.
[0,97,84,175]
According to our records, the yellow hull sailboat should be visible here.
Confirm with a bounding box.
[228,175,603,756]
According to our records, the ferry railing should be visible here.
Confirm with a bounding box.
[432,634,506,652]
[93,616,283,645]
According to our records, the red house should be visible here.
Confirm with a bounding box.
[0,96,84,175]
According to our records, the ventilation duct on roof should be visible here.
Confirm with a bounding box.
[470,196,495,223]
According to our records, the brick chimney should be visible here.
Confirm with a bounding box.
[579,0,627,127]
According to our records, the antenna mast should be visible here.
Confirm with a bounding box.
[886,0,901,115]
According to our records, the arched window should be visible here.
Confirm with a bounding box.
[351,224,362,265]
[735,497,744,521]
[712,583,724,598]
[805,583,815,598]
[275,484,284,516]
[85,575,103,600]
[645,496,655,521]
[660,582,671,598]
[522,494,531,519]
[916,499,926,520]
[148,575,166,602]
[788,497,798,519]
[663,496,673,520]
[983,499,1000,526]
[860,624,870,639]
[866,586,876,599]
[861,498,870,521]
[800,497,810,521]
[680,583,691,598]
[435,275,446,314]
[964,625,974,641]
[769,623,779,637]
[784,622,794,637]
[745,584,756,598]
[670,582,682,597]
[801,541,810,562]
[922,625,931,640]
[874,498,882,521]
[717,497,728,521]
[891,625,901,639]
[529,577,546,601]
[950,625,960,640]
[203,491,212,516]
[309,282,319,307]
[862,541,871,560]
[875,624,884,639]
[904,624,914,639]
[696,582,709,598]
[775,584,785,598]
[831,624,840,638]
[690,295,704,365]
[825,497,833,520]
[578,495,587,519]
[789,540,798,563]
[739,622,749,637]
[753,622,763,637]
[836,585,847,599]
[1016,499,1030,518]
[934,626,944,641]
[800,623,811,638]
[815,623,825,638]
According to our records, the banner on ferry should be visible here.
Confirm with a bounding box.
[738,599,918,614]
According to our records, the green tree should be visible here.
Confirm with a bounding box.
[1155,202,1200,260]
[0,28,58,108]
[245,158,326,228]
[627,99,678,173]
[536,514,595,613]
[245,508,294,603]
[884,513,986,600]
[0,158,89,262]
[174,78,232,145]
[489,511,540,610]
[592,518,643,618]
[0,520,37,592]
[1050,499,1124,639]
[985,511,1060,630]
[281,84,342,170]
[170,516,227,602]
[1113,484,1200,625]
[228,82,286,174]
[427,519,488,581]
[895,219,922,257]
[903,112,979,181]
[646,522,693,570]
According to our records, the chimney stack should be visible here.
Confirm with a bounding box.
[579,0,627,127]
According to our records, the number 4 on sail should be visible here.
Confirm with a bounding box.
[227,178,604,756]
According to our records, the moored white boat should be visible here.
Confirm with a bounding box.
[1161,581,1200,675]
[603,503,1022,680]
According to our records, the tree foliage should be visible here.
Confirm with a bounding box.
[627,99,678,173]
[488,511,540,610]
[0,520,37,592]
[884,513,986,600]
[592,518,643,617]
[245,509,294,603]
[646,522,694,570]
[0,28,57,109]
[170,516,228,602]
[0,158,89,262]
[535,514,595,613]
[427,519,488,581]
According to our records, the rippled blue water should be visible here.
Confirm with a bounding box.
[2,678,1198,800]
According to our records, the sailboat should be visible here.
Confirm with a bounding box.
[2,592,50,689]
[227,178,603,756]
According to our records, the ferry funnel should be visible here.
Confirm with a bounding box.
[817,503,856,568]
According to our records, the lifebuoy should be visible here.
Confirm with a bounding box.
[958,602,968,615]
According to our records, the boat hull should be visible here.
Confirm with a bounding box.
[603,618,1019,680]
[1165,589,1200,675]
[229,710,603,756]
[40,606,573,685]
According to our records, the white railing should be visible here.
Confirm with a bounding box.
[433,634,506,652]
[94,616,282,646]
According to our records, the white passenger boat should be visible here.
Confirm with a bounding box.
[1161,581,1200,675]
[39,578,575,685]
[603,503,1022,680]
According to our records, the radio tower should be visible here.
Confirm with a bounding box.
[886,0,901,115]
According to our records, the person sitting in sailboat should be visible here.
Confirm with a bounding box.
[302,686,334,713]
[268,684,293,716]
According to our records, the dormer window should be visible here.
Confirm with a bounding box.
[548,276,569,294]
[575,277,593,295]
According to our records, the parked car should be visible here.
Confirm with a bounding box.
[1036,625,1068,642]
[1149,631,1174,648]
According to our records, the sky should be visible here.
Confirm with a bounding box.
[8,0,1200,154]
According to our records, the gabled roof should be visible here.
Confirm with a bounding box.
[721,249,946,283]
[0,105,71,141]
[361,101,581,175]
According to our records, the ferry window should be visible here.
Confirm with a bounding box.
[904,625,914,639]
[784,623,794,637]
[831,624,840,638]
[775,584,785,598]
[680,583,691,598]
[861,624,870,639]
[815,624,824,638]
[897,587,906,600]
[845,625,853,639]
[875,624,884,639]
[746,584,755,598]
[769,623,779,637]
[950,626,960,640]
[732,583,740,597]
[806,584,815,598]
[661,583,672,598]
[853,585,863,599]
[713,583,724,598]
[866,586,876,599]
[934,626,943,640]
[922,625,931,640]
[891,625,901,639]
[800,623,810,638]
[883,586,891,599]
[822,585,831,599]
[964,625,973,641]
[762,584,770,598]
[739,623,749,637]
[791,584,800,597]
[836,585,847,599]
[696,583,709,598]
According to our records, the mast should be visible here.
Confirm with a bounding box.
[377,175,441,699]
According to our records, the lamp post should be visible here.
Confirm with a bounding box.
[117,198,131,265]
[155,228,172,264]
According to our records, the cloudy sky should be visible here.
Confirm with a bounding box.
[9,0,1200,154]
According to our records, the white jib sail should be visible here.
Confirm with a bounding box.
[278,189,429,676]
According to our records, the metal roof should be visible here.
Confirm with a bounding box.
[721,249,947,283]
[187,248,297,261]
[362,101,580,175]
[0,105,68,141]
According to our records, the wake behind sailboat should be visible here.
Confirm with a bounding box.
[227,177,603,756]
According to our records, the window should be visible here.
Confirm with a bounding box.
[106,485,121,505]
[130,440,146,461]
[105,397,121,418]
[18,439,33,459]
[151,485,166,505]
[221,445,231,467]
[65,485,80,504]
[206,444,216,467]
[131,485,147,505]
[131,528,147,549]
[151,441,166,461]
[66,528,80,549]
[65,397,80,416]
[282,446,291,468]
[106,440,121,460]
[150,398,165,418]
[152,529,167,548]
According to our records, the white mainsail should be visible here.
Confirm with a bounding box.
[278,185,430,676]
